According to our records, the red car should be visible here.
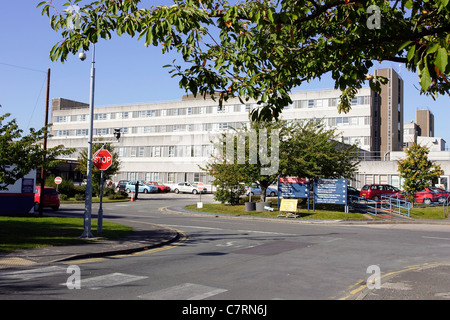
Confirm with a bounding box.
[35,186,60,211]
[414,189,437,204]
[360,184,400,201]
[146,181,170,193]
[420,187,450,203]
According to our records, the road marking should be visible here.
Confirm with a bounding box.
[422,236,450,241]
[0,266,66,281]
[138,283,227,300]
[163,224,295,236]
[70,273,148,290]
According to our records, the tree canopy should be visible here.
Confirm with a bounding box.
[0,111,71,190]
[397,142,443,203]
[202,119,360,203]
[40,0,450,121]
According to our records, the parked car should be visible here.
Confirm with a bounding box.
[116,180,128,191]
[360,184,400,201]
[414,189,438,205]
[245,184,278,197]
[172,182,207,194]
[146,181,171,193]
[124,181,158,193]
[34,186,60,211]
[428,187,450,203]
[347,186,360,201]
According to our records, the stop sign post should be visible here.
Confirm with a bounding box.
[92,149,113,235]
[93,149,113,171]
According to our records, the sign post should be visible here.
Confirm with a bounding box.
[278,177,310,211]
[54,176,62,191]
[313,178,348,212]
[197,182,204,208]
[92,149,113,235]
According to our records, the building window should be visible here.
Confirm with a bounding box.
[168,172,175,183]
[168,146,176,157]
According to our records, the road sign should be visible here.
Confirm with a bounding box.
[93,149,113,171]
[313,178,347,205]
[54,176,62,185]
[197,182,204,191]
[278,177,310,198]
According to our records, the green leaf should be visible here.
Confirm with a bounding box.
[407,45,416,61]
[419,64,432,91]
[435,47,448,73]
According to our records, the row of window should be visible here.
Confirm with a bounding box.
[117,145,215,158]
[52,115,372,137]
[124,172,207,184]
[53,96,371,123]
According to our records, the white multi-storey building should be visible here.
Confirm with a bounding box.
[46,68,450,190]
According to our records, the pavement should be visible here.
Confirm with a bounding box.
[1,205,450,300]
[0,218,181,269]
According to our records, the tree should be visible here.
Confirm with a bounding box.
[0,111,71,190]
[279,120,360,180]
[397,143,443,204]
[39,0,449,121]
[76,141,120,196]
[203,119,360,203]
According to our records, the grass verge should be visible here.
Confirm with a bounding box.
[409,205,449,219]
[185,203,370,220]
[0,216,133,252]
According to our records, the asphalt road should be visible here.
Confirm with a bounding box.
[1,193,450,304]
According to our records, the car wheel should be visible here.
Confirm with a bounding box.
[174,189,179,194]
[34,202,40,211]
[126,188,131,193]
[269,191,276,197]
[438,197,445,203]
[373,196,379,201]
[144,189,148,194]
[51,206,59,211]
[192,189,198,194]
[424,198,431,205]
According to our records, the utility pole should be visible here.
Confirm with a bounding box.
[39,68,50,217]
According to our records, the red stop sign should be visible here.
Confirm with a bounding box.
[93,149,113,170]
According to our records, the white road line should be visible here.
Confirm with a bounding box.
[163,224,295,236]
[138,283,227,300]
[77,273,148,290]
[422,236,450,241]
[0,266,66,281]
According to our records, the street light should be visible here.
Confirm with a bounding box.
[80,44,95,238]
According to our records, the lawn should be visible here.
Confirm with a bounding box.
[185,203,371,220]
[0,216,133,252]
[409,205,449,219]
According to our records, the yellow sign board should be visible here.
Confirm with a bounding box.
[279,199,298,212]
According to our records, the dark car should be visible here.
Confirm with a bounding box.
[347,186,360,201]
[360,184,400,201]
[116,180,128,191]
[34,186,60,211]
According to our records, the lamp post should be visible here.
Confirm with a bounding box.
[80,44,95,238]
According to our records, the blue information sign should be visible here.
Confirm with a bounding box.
[278,177,310,198]
[313,178,347,205]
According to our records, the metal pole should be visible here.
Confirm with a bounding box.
[39,68,50,217]
[98,170,104,235]
[81,44,95,238]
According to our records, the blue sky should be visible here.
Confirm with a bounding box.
[1,0,449,145]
